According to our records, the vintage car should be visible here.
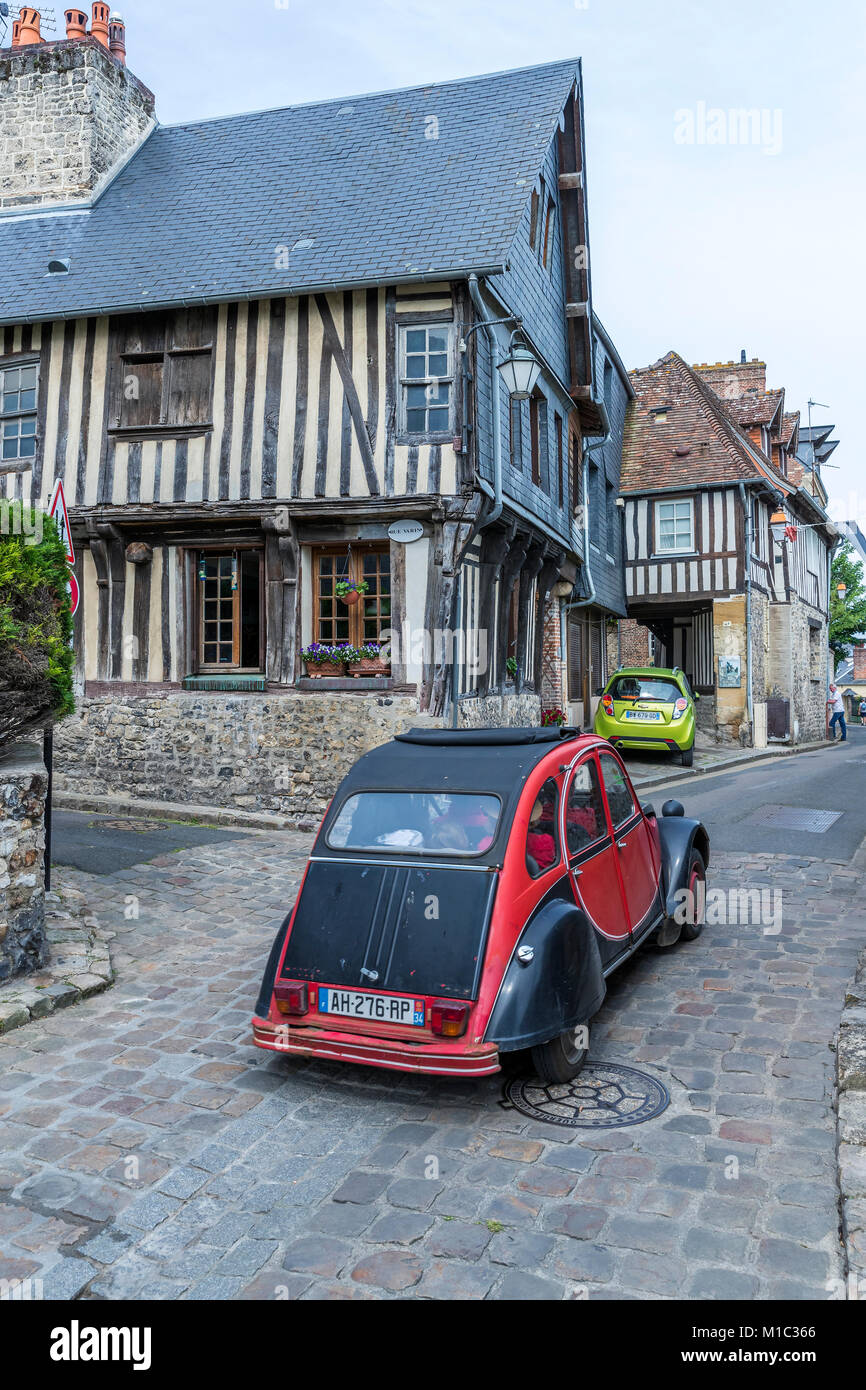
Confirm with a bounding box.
[253,727,710,1082]
[594,666,699,766]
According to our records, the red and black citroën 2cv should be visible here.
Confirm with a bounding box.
[253,727,709,1082]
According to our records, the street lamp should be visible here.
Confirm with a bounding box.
[770,509,788,545]
[837,581,847,601]
[497,343,542,400]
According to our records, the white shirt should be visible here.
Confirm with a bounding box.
[829,691,844,714]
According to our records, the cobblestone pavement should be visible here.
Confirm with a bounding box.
[0,831,863,1301]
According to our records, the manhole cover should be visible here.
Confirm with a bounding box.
[503,1062,670,1129]
[754,804,842,833]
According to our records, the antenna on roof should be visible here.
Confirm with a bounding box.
[1,4,58,42]
[806,398,830,475]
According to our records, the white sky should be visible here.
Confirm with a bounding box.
[120,0,864,524]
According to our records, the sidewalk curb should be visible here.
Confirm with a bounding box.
[0,880,114,1036]
[53,740,840,831]
[628,738,836,794]
[836,946,866,1292]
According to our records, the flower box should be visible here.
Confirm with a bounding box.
[347,643,390,678]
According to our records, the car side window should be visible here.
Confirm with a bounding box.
[526,777,560,878]
[565,759,607,854]
[599,753,636,829]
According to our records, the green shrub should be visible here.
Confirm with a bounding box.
[0,507,74,733]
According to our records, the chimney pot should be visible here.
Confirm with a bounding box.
[108,10,126,63]
[91,1,110,47]
[15,6,43,45]
[65,8,89,40]
[740,349,747,363]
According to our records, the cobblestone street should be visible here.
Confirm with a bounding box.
[1,823,863,1302]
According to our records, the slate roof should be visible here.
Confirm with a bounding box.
[0,58,581,324]
[620,351,791,496]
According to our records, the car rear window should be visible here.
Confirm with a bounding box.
[327,791,502,857]
[609,676,682,703]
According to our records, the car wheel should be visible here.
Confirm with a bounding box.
[680,847,707,941]
[531,1026,589,1084]
[681,743,694,767]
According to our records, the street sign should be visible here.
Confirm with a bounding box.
[388,520,424,544]
[48,479,75,566]
[67,573,80,618]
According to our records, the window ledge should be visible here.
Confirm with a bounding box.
[296,676,395,692]
[395,432,455,448]
[108,423,214,440]
[183,675,266,692]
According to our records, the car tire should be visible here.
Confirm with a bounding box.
[681,743,694,767]
[531,1026,589,1084]
[679,847,707,941]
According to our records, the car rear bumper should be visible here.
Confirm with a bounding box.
[251,1016,502,1076]
[606,733,682,751]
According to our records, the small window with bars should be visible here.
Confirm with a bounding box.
[1,359,38,466]
[314,547,391,649]
[399,324,454,438]
[197,550,262,671]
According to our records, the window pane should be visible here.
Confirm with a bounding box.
[428,330,448,353]
[405,355,426,379]
[599,754,635,828]
[526,778,559,877]
[406,385,428,407]
[427,353,448,377]
[405,330,426,352]
[566,760,606,853]
[406,409,426,432]
[428,409,449,430]
[328,791,501,857]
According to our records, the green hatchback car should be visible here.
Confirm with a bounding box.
[594,667,698,766]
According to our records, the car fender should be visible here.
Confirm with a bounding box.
[657,814,710,918]
[484,884,606,1052]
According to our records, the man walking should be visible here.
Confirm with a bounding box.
[859,696,866,726]
[828,684,847,742]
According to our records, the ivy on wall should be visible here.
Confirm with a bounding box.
[0,509,74,744]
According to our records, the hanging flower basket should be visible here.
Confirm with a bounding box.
[335,579,369,606]
[300,643,353,678]
[348,642,391,678]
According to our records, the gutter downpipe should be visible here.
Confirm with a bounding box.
[738,482,754,739]
[452,275,505,729]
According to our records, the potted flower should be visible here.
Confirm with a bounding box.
[541,707,567,727]
[505,657,518,682]
[301,642,351,678]
[335,579,370,606]
[348,641,391,677]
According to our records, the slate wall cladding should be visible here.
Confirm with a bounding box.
[53,691,537,826]
[0,741,48,982]
[0,39,154,209]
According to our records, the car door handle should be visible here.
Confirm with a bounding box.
[617,839,628,849]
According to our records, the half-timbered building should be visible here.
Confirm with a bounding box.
[0,18,622,821]
[618,352,837,745]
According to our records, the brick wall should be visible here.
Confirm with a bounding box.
[854,645,866,681]
[617,619,652,667]
[540,598,565,708]
[0,39,154,209]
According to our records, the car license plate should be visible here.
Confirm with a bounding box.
[624,710,662,721]
[318,988,426,1027]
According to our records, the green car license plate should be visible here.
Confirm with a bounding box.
[623,710,663,721]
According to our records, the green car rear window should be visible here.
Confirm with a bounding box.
[609,676,683,703]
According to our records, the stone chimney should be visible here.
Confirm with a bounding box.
[0,12,154,211]
[853,644,866,683]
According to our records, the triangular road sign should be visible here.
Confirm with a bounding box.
[48,479,75,567]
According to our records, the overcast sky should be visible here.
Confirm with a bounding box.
[122,0,863,530]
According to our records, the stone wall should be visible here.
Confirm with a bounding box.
[0,741,48,982]
[0,39,154,209]
[617,619,652,669]
[55,688,543,826]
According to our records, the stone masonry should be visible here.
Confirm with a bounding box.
[0,739,48,981]
[0,39,155,209]
[54,689,541,825]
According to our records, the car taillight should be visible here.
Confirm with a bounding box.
[274,981,309,1016]
[672,697,688,720]
[430,1000,470,1038]
[602,695,613,713]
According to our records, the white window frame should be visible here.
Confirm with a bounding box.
[0,356,39,470]
[654,498,695,556]
[397,320,454,441]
